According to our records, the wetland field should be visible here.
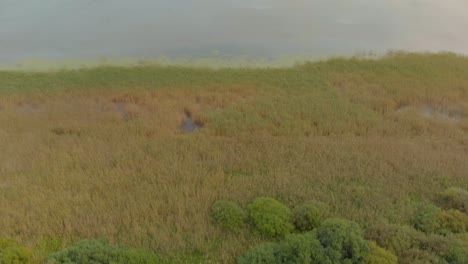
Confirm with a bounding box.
[0,53,467,263]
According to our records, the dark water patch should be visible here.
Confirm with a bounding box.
[181,110,203,133]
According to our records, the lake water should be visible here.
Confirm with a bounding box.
[1,0,468,67]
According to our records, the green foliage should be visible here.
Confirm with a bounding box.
[46,239,161,264]
[412,203,442,233]
[236,243,279,264]
[399,248,443,264]
[438,209,468,234]
[419,234,468,264]
[367,222,468,263]
[444,245,468,264]
[0,239,32,264]
[365,241,398,264]
[292,203,324,232]
[315,218,370,264]
[418,234,453,257]
[437,187,468,214]
[455,233,468,251]
[366,223,423,256]
[412,202,468,235]
[237,232,330,264]
[275,233,330,264]
[210,200,246,233]
[239,218,372,264]
[247,197,293,238]
[32,237,63,264]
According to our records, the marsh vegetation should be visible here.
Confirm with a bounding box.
[0,53,467,263]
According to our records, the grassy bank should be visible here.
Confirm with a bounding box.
[0,52,467,263]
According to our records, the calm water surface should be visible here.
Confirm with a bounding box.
[1,0,467,66]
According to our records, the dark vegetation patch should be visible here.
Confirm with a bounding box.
[436,187,468,214]
[47,239,162,264]
[50,127,85,136]
[292,202,326,232]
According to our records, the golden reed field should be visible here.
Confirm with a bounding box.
[0,53,467,263]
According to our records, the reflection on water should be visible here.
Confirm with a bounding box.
[1,0,467,67]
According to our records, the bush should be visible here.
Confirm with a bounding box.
[438,209,468,234]
[210,200,246,233]
[366,222,467,263]
[365,223,423,256]
[418,233,453,257]
[455,233,468,250]
[316,218,370,264]
[437,187,468,214]
[247,197,293,238]
[399,248,443,264]
[32,237,63,264]
[365,241,398,264]
[46,239,161,264]
[0,239,32,264]
[412,203,442,233]
[419,234,468,264]
[292,203,324,231]
[237,232,330,264]
[239,218,379,264]
[236,242,279,264]
[444,244,468,264]
[276,233,330,264]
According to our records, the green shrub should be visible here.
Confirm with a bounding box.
[210,200,246,233]
[412,203,442,233]
[437,187,468,214]
[0,239,32,264]
[292,203,324,231]
[438,209,468,234]
[455,233,468,250]
[419,234,468,264]
[399,248,443,264]
[247,197,293,238]
[276,233,330,264]
[444,244,468,264]
[316,218,370,264]
[237,232,331,264]
[236,242,279,264]
[366,229,467,264]
[46,239,161,264]
[32,237,63,264]
[418,233,453,257]
[365,223,423,256]
[365,241,398,264]
[118,248,162,264]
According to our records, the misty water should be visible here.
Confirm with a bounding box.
[1,0,468,68]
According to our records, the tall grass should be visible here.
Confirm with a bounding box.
[0,53,467,262]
